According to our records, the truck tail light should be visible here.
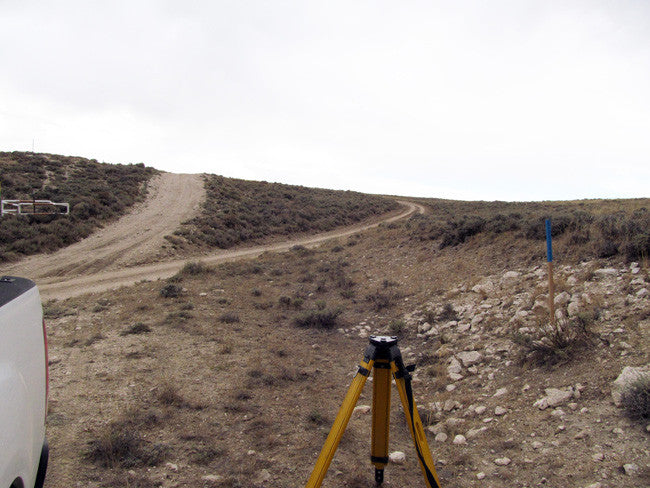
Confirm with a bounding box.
[42,318,49,413]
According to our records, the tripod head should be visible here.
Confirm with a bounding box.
[369,335,398,349]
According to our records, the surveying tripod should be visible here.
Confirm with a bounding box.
[305,336,442,487]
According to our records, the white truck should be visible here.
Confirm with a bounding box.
[0,276,49,488]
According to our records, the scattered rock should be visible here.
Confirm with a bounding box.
[554,291,571,306]
[493,387,508,397]
[623,463,639,476]
[255,469,272,483]
[389,451,406,464]
[457,351,482,367]
[353,405,371,414]
[494,406,507,416]
[612,365,650,407]
[466,427,487,439]
[201,474,224,483]
[447,357,462,375]
[594,268,618,277]
[435,432,448,442]
[494,457,511,466]
[452,434,467,445]
[534,388,574,410]
[591,452,604,462]
[476,472,486,480]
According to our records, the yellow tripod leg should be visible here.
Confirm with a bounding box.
[371,360,391,484]
[305,358,374,488]
[392,362,442,488]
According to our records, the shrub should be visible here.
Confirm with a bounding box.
[179,261,211,276]
[189,446,225,465]
[160,284,182,298]
[620,376,650,422]
[388,319,407,336]
[219,312,240,324]
[157,384,190,408]
[366,290,402,311]
[120,322,151,336]
[85,418,168,468]
[294,308,342,329]
[513,317,596,366]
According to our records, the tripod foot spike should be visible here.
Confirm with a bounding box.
[375,468,384,485]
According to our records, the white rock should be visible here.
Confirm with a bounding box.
[594,268,618,277]
[447,357,462,375]
[434,432,448,442]
[636,288,648,298]
[466,427,487,439]
[554,291,571,306]
[612,366,650,407]
[201,475,224,483]
[165,462,178,472]
[493,387,508,397]
[389,451,406,464]
[474,405,487,415]
[494,406,507,416]
[494,457,511,466]
[623,463,639,476]
[457,351,482,367]
[449,372,464,382]
[567,301,581,317]
[534,388,573,409]
[255,469,272,483]
[476,472,486,480]
[354,405,371,414]
[452,435,467,445]
[531,441,543,449]
[591,452,604,462]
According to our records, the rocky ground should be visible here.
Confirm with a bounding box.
[43,226,648,487]
[342,259,650,487]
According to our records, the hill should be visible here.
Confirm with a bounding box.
[169,175,399,251]
[0,152,157,261]
[405,197,650,264]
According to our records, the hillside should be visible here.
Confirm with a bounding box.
[41,196,649,487]
[405,197,650,264]
[169,175,399,251]
[0,152,157,261]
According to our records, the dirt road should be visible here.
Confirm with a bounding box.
[0,172,205,279]
[1,171,423,300]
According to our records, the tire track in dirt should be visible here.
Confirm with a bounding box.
[36,201,424,300]
[0,173,205,279]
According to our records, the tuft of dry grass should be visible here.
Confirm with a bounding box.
[513,316,597,366]
[621,376,650,422]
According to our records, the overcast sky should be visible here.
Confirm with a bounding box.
[1,1,649,200]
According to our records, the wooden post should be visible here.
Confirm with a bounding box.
[546,219,555,325]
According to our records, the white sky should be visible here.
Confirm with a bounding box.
[1,0,649,200]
